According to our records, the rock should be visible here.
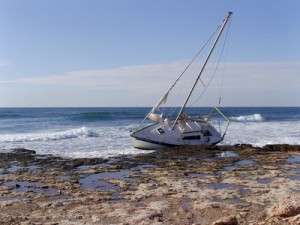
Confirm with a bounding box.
[1,144,300,224]
[233,144,253,149]
[240,144,253,148]
[288,214,300,224]
[70,158,108,167]
[41,185,49,189]
[0,201,13,208]
[263,144,300,152]
[13,148,36,154]
[0,185,14,191]
[268,195,300,217]
[212,215,238,225]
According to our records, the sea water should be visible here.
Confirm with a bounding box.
[0,107,299,158]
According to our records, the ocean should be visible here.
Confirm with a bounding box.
[0,107,299,158]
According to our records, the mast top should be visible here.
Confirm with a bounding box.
[171,12,233,129]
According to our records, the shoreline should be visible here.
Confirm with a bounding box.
[0,144,300,224]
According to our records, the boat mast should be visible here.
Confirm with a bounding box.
[172,12,233,129]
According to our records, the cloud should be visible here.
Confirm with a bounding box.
[221,61,300,92]
[13,60,300,89]
[1,60,300,106]
[14,61,187,91]
[214,61,300,106]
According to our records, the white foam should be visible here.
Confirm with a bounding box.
[222,121,300,147]
[229,113,264,122]
[1,120,299,158]
[0,127,99,143]
[0,125,153,159]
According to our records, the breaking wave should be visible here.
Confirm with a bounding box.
[229,114,264,122]
[0,127,99,143]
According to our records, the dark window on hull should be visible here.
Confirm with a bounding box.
[183,135,201,140]
[157,128,165,134]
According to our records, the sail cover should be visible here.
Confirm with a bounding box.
[147,92,168,123]
[154,93,168,111]
[151,92,168,113]
[148,113,163,123]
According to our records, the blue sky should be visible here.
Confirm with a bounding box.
[0,0,300,107]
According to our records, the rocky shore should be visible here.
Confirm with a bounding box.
[0,144,300,225]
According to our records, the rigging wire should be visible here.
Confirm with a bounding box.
[218,19,231,106]
[188,20,231,108]
[166,22,223,118]
[135,22,222,128]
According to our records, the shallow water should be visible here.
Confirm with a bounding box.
[236,160,254,165]
[79,169,134,196]
[55,175,72,180]
[286,155,300,164]
[135,164,156,170]
[207,183,247,190]
[1,181,58,195]
[0,196,28,202]
[7,165,39,172]
[287,175,300,180]
[188,173,209,178]
[257,179,272,184]
[216,165,236,175]
[198,182,250,197]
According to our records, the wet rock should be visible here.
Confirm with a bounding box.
[268,195,300,217]
[263,144,300,152]
[66,158,108,169]
[239,144,253,148]
[40,185,49,189]
[13,148,36,155]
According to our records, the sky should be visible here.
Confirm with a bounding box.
[0,0,300,107]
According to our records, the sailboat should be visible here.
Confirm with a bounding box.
[130,12,232,150]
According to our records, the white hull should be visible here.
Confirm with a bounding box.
[130,137,169,150]
[130,119,223,150]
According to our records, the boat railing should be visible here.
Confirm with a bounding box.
[210,107,230,138]
[187,116,207,122]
